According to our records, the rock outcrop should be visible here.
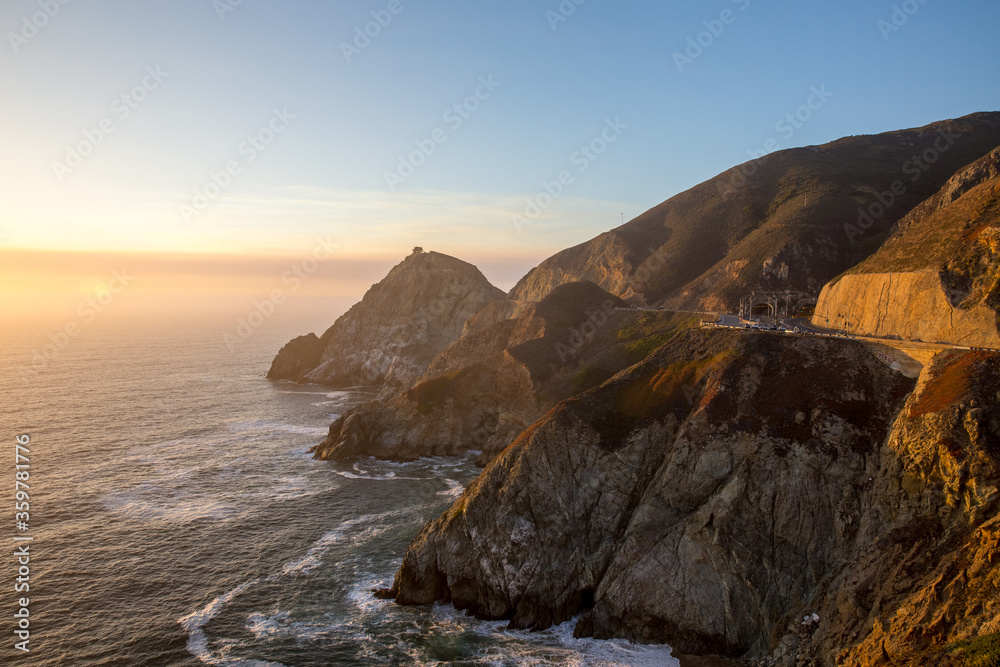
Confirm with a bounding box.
[267,251,505,392]
[814,271,1000,348]
[385,331,1000,665]
[814,145,1000,348]
[803,351,1000,666]
[384,334,910,652]
[267,334,324,380]
[510,113,1000,312]
[312,282,662,463]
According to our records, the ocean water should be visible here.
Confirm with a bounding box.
[1,316,679,666]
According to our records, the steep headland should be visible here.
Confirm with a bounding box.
[268,250,505,392]
[386,335,1000,665]
[385,333,922,660]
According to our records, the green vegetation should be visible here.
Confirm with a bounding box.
[947,633,1000,667]
[616,312,698,363]
[446,497,468,521]
[624,334,672,363]
[616,351,732,422]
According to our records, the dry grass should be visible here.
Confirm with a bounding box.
[909,352,988,418]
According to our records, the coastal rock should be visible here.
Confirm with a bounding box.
[386,334,918,659]
[267,250,505,391]
[807,351,1000,666]
[387,327,1000,664]
[311,282,635,463]
[267,333,324,380]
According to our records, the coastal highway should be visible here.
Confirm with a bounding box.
[698,312,998,378]
[623,306,998,354]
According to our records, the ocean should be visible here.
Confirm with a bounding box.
[1,315,680,666]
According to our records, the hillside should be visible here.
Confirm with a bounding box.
[270,114,1000,666]
[311,282,704,463]
[510,112,1000,312]
[814,145,1000,347]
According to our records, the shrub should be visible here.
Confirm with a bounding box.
[947,634,1000,667]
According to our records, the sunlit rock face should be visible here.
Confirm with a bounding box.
[268,251,505,392]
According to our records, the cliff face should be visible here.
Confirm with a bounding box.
[388,334,1000,664]
[267,251,505,391]
[809,351,1000,666]
[814,146,1000,348]
[509,113,1000,312]
[311,282,684,464]
[815,272,1000,348]
[386,334,927,657]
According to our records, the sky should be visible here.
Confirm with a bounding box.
[1,0,999,326]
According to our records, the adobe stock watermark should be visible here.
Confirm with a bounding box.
[843,130,960,244]
[180,107,294,224]
[546,0,586,31]
[717,85,834,199]
[384,76,501,191]
[878,0,930,41]
[341,0,412,64]
[672,0,751,74]
[19,270,134,380]
[223,237,337,352]
[214,0,245,21]
[7,0,73,54]
[512,117,627,233]
[52,66,169,183]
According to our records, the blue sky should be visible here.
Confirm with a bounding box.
[1,0,999,269]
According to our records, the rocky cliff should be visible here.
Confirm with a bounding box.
[510,113,1000,312]
[284,116,1000,665]
[814,271,1000,348]
[806,350,1000,666]
[311,282,703,464]
[385,333,911,654]
[814,146,1000,348]
[385,331,1000,665]
[267,251,505,392]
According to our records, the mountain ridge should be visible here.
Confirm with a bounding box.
[511,112,1000,313]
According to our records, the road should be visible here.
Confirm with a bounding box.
[697,312,998,378]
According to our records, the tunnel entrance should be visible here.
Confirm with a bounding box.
[739,291,817,321]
